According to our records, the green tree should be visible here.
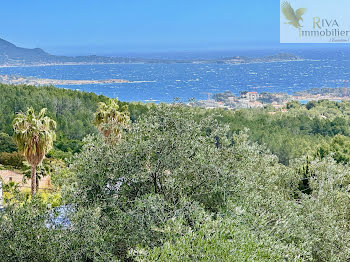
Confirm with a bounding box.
[317,134,350,164]
[93,98,130,142]
[286,100,301,109]
[0,132,17,153]
[13,108,56,196]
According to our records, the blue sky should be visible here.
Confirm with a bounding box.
[1,0,289,55]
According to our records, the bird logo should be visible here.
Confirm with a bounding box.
[281,1,307,29]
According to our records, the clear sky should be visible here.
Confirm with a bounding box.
[1,0,291,55]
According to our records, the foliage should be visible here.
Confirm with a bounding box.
[66,104,350,261]
[71,104,232,210]
[0,84,107,139]
[132,216,284,261]
[0,132,17,153]
[2,93,350,260]
[2,187,62,208]
[93,98,130,142]
[0,151,25,168]
[317,134,350,164]
[286,100,301,109]
[216,108,327,165]
[13,107,56,167]
[0,84,149,158]
[46,149,73,161]
[13,107,56,195]
[0,199,117,262]
[53,136,85,154]
[132,137,350,261]
[3,84,350,167]
[22,158,66,189]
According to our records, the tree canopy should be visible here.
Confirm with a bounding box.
[13,107,56,195]
[2,85,350,261]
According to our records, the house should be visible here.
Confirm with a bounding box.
[227,96,235,102]
[0,170,52,190]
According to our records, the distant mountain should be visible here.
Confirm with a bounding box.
[0,38,303,66]
[0,38,52,64]
[0,38,138,65]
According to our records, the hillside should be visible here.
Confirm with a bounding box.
[1,97,350,261]
[0,38,52,64]
[1,84,350,166]
[0,84,149,160]
[0,38,138,65]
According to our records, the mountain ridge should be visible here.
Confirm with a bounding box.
[0,38,303,66]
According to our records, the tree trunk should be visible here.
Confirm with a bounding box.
[31,165,37,196]
[36,176,39,193]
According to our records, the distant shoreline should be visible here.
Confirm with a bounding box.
[0,75,130,85]
[0,38,305,69]
[0,74,160,86]
[0,62,139,68]
[0,57,305,68]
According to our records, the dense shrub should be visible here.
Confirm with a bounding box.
[0,151,25,168]
[1,104,350,261]
[132,216,284,261]
[317,134,350,164]
[0,200,117,262]
[0,132,17,153]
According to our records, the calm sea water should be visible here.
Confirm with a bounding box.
[1,49,350,102]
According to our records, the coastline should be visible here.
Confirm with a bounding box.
[0,58,306,68]
[0,74,159,86]
[0,75,130,85]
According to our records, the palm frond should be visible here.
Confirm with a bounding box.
[93,98,130,141]
[13,107,56,167]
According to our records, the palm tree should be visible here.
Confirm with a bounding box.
[93,98,130,142]
[13,108,56,196]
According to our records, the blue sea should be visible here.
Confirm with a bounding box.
[1,48,350,102]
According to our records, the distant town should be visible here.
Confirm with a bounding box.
[194,87,350,109]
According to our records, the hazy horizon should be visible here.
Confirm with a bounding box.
[3,37,350,59]
[0,1,343,56]
[3,0,350,57]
